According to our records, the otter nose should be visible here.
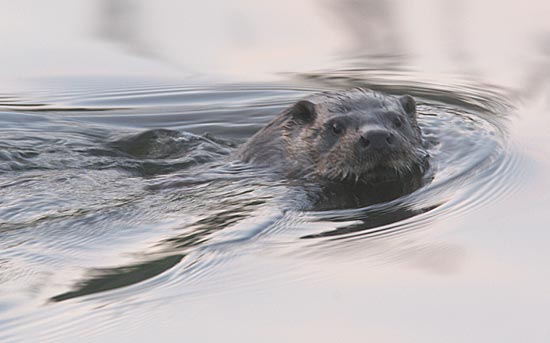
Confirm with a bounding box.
[360,130,395,150]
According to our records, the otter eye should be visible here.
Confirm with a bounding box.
[393,118,402,128]
[331,122,344,135]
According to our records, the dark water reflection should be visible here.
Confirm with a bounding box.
[1,0,549,342]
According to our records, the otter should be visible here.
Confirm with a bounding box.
[236,88,428,187]
[49,89,431,303]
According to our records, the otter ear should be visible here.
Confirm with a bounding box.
[288,100,317,125]
[399,95,416,117]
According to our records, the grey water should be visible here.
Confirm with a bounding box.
[1,1,550,342]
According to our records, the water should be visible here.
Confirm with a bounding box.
[1,1,550,342]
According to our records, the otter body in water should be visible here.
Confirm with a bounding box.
[236,88,428,186]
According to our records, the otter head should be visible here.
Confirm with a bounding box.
[283,89,427,183]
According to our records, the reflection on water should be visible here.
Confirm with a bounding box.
[330,0,403,59]
[98,0,145,51]
[1,0,550,342]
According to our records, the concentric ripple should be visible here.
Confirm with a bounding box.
[285,71,524,247]
[0,74,524,340]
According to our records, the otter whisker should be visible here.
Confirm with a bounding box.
[235,88,427,190]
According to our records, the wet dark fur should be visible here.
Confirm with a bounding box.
[236,88,428,185]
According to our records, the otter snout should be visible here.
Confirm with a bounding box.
[359,130,396,151]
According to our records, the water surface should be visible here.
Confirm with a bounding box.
[1,1,550,342]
